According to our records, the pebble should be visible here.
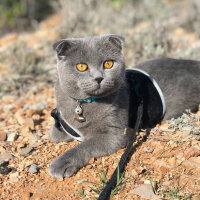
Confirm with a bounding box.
[0,153,13,161]
[26,133,40,145]
[42,134,49,140]
[77,179,88,184]
[182,130,191,137]
[4,104,15,112]
[162,181,170,186]
[31,102,48,110]
[158,166,168,175]
[143,146,154,153]
[20,147,34,156]
[9,172,19,183]
[168,157,176,166]
[7,133,18,142]
[129,184,161,199]
[182,157,200,168]
[182,126,192,131]
[22,104,31,111]
[18,164,25,170]
[28,164,40,174]
[131,169,138,177]
[0,161,12,175]
[84,190,91,196]
[0,132,7,141]
[184,147,200,160]
[176,152,184,159]
[31,141,44,148]
[144,179,151,184]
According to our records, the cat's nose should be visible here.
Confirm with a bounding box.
[95,77,104,84]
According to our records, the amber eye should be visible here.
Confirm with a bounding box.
[76,63,88,72]
[104,60,113,69]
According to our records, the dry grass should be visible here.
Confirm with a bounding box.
[55,0,200,65]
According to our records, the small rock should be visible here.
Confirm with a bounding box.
[23,160,34,167]
[176,152,184,159]
[17,135,24,141]
[162,181,170,186]
[18,164,25,170]
[31,102,47,110]
[20,147,34,156]
[143,146,154,153]
[35,187,45,191]
[42,134,49,140]
[0,161,12,175]
[131,169,138,177]
[184,147,200,160]
[4,104,15,112]
[191,128,200,135]
[9,172,19,183]
[28,164,40,174]
[84,190,91,196]
[24,118,34,130]
[196,135,200,141]
[158,166,168,175]
[7,133,18,142]
[182,126,192,131]
[26,133,40,145]
[77,179,88,184]
[182,157,200,168]
[0,132,7,141]
[31,141,44,148]
[182,130,191,137]
[168,157,176,166]
[129,184,161,199]
[0,153,13,161]
[144,179,151,184]
[22,104,31,111]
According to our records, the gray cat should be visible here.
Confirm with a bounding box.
[48,34,200,178]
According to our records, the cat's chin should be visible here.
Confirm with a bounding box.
[85,87,119,97]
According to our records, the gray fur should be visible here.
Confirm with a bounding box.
[135,58,200,120]
[49,35,200,178]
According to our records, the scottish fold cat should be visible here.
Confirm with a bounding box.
[48,34,200,178]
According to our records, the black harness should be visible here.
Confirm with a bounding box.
[51,108,81,138]
[51,68,166,199]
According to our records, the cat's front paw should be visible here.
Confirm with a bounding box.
[48,149,82,178]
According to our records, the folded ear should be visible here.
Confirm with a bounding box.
[53,39,74,57]
[103,34,125,51]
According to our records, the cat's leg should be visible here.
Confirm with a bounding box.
[48,133,127,178]
[49,123,73,143]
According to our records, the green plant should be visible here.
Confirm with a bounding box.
[162,188,193,200]
[88,159,124,196]
[149,178,158,194]
[184,194,193,200]
[78,186,84,196]
[168,188,181,199]
[0,0,54,34]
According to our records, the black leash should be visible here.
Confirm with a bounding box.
[98,98,143,200]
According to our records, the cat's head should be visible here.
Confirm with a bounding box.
[53,34,126,98]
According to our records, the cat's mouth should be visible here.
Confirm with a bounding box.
[81,81,119,97]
